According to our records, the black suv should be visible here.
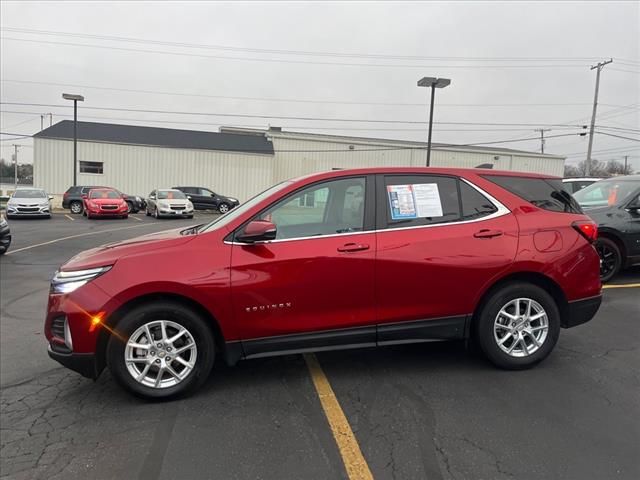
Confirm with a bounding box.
[63,186,146,214]
[573,175,640,281]
[172,186,239,213]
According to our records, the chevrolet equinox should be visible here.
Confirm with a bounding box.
[46,168,602,399]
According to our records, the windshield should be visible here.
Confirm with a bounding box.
[158,190,186,200]
[198,181,291,233]
[90,190,121,199]
[573,178,640,208]
[12,189,46,198]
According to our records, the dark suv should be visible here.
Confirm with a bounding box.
[63,186,145,214]
[573,175,640,281]
[173,186,239,213]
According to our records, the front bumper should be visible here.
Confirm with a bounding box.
[158,207,194,216]
[48,345,99,379]
[563,294,602,328]
[7,205,51,216]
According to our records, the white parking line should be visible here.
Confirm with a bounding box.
[64,214,75,221]
[130,215,143,222]
[5,223,159,255]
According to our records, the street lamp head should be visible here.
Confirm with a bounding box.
[417,77,451,89]
[417,77,437,87]
[62,93,84,102]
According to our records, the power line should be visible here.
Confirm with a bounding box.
[0,79,606,108]
[1,36,595,70]
[594,131,640,142]
[0,101,590,127]
[1,26,613,63]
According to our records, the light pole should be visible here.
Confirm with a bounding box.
[418,77,450,167]
[62,93,85,186]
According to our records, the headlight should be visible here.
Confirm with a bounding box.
[158,200,169,208]
[187,201,194,208]
[228,197,238,203]
[51,266,112,294]
[136,196,141,202]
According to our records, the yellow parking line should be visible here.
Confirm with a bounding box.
[304,354,373,480]
[130,215,143,222]
[64,214,74,221]
[602,283,640,289]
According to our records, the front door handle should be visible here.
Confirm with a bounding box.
[474,229,503,239]
[337,243,370,252]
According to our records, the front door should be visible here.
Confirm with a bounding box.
[230,176,376,356]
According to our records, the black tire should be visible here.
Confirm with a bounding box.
[475,282,560,370]
[70,201,83,214]
[595,237,622,283]
[145,208,151,216]
[106,302,215,400]
[125,201,133,214]
[218,203,229,214]
[154,207,160,219]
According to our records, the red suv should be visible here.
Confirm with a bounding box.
[45,168,602,399]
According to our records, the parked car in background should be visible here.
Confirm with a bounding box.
[63,186,145,214]
[562,177,602,194]
[82,188,129,219]
[46,168,601,399]
[573,175,640,281]
[172,186,239,213]
[0,215,10,254]
[6,188,52,218]
[146,189,194,219]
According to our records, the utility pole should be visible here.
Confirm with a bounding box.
[12,144,20,189]
[586,58,613,175]
[624,155,628,175]
[534,128,551,154]
[40,115,44,131]
[48,113,53,126]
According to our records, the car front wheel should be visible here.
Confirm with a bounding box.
[595,237,622,283]
[106,302,215,399]
[476,283,560,370]
[218,203,229,214]
[70,201,83,214]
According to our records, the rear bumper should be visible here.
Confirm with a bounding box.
[563,294,602,328]
[48,346,99,379]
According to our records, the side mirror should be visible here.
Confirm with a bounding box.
[48,196,53,201]
[626,197,640,212]
[187,195,192,200]
[237,220,277,243]
[82,194,88,199]
[149,195,156,200]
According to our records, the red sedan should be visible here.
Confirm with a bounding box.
[83,188,129,219]
[46,168,601,399]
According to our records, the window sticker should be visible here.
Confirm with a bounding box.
[387,183,443,220]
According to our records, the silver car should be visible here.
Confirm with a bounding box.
[146,189,194,219]
[6,188,52,218]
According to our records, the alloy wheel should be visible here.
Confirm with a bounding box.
[70,202,82,214]
[124,320,198,389]
[218,203,229,214]
[493,298,549,358]
[596,240,619,281]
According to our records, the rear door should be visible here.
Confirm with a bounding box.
[231,175,377,355]
[375,174,519,343]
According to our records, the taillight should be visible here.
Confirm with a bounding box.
[63,192,69,198]
[572,220,598,243]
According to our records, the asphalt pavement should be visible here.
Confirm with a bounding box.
[1,212,639,480]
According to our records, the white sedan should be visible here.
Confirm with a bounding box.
[146,189,195,219]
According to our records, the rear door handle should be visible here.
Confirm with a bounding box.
[337,243,370,252]
[474,229,503,239]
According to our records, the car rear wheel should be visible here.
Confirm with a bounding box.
[125,201,133,214]
[218,203,229,214]
[154,207,159,219]
[107,302,215,399]
[476,283,560,370]
[595,237,622,283]
[70,201,83,214]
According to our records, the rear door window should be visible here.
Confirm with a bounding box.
[483,175,582,213]
[378,175,461,229]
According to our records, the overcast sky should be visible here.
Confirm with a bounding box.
[1,1,638,170]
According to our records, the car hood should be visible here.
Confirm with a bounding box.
[62,227,196,270]
[8,198,47,205]
[88,198,126,204]
[157,198,189,205]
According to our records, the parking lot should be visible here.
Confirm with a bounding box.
[1,212,639,480]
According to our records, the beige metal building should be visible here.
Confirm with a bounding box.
[34,121,565,204]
